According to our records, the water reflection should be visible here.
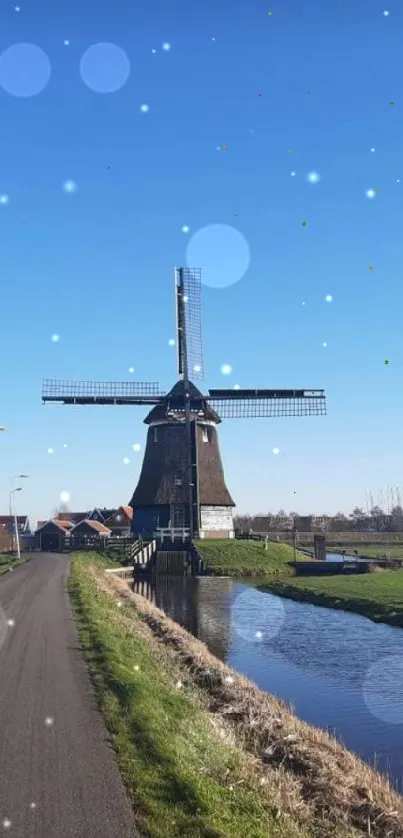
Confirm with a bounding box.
[132,575,403,791]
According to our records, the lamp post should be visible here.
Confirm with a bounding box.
[10,474,29,560]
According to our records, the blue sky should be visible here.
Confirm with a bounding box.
[0,0,402,527]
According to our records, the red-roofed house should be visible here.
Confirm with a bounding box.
[103,506,133,537]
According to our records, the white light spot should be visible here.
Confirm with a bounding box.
[2,818,11,829]
[290,171,296,177]
[363,655,403,724]
[0,44,51,97]
[322,342,327,348]
[193,364,201,373]
[370,147,376,152]
[212,37,216,41]
[272,447,280,455]
[383,9,390,16]
[325,294,333,303]
[64,40,70,47]
[186,224,250,289]
[140,103,149,112]
[306,170,320,184]
[128,367,134,373]
[133,664,139,671]
[224,675,234,684]
[181,225,190,233]
[234,384,240,390]
[63,180,77,194]
[14,5,20,10]
[80,43,130,93]
[47,448,54,455]
[255,631,263,640]
[30,802,36,809]
[183,294,188,302]
[176,680,183,689]
[220,364,232,375]
[233,588,285,647]
[0,195,9,205]
[7,619,15,627]
[151,49,156,54]
[162,42,171,51]
[117,601,122,607]
[302,301,306,306]
[63,443,67,448]
[366,188,376,199]
[168,338,175,346]
[397,179,401,184]
[59,490,70,503]
[123,457,130,465]
[132,443,141,452]
[45,716,54,726]
[51,334,60,342]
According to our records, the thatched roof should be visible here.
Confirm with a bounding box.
[129,421,235,507]
[144,379,221,425]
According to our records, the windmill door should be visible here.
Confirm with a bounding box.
[171,503,187,529]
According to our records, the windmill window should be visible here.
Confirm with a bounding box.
[174,474,182,486]
[153,427,158,442]
[202,426,208,442]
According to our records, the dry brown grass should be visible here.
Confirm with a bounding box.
[94,566,403,838]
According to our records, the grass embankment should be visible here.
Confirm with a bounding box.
[296,532,403,558]
[194,539,301,578]
[259,568,403,627]
[68,552,403,838]
[0,553,29,576]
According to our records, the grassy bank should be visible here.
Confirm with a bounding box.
[0,553,29,576]
[68,552,403,838]
[194,539,300,578]
[69,553,311,838]
[259,568,403,627]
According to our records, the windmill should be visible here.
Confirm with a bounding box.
[42,267,327,541]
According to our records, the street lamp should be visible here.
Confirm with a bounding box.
[10,488,22,560]
[10,475,29,560]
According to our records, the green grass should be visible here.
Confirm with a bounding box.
[194,539,300,578]
[0,553,30,575]
[259,568,403,626]
[68,552,320,838]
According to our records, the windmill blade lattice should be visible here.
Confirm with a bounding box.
[207,389,327,418]
[42,379,164,406]
[175,267,204,379]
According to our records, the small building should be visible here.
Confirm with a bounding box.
[103,506,133,536]
[88,507,117,524]
[58,511,90,524]
[0,515,31,535]
[36,519,73,551]
[70,519,111,546]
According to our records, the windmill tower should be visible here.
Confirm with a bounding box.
[42,267,327,541]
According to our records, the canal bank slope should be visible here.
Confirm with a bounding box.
[194,539,299,577]
[70,552,403,838]
[259,569,403,627]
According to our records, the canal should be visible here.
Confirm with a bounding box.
[133,574,403,791]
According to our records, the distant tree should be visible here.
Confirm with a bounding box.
[52,501,69,519]
[350,506,366,519]
[391,505,403,517]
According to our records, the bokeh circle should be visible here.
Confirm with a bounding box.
[232,588,285,643]
[80,43,130,93]
[185,224,250,288]
[0,43,51,97]
[363,654,403,725]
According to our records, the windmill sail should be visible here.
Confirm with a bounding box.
[175,267,204,380]
[207,389,326,418]
[42,379,164,405]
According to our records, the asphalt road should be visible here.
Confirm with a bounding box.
[0,553,139,837]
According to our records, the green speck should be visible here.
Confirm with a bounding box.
[301,220,308,227]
